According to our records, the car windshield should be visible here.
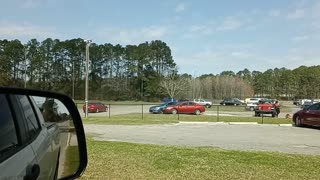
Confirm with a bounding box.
[2,1,320,179]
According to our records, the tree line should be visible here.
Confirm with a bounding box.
[0,38,319,101]
[195,66,320,100]
[0,38,176,100]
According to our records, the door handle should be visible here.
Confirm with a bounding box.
[24,164,40,180]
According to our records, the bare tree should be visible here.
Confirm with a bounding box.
[160,75,187,98]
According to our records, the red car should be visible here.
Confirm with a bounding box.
[83,102,108,113]
[293,102,320,127]
[163,101,205,115]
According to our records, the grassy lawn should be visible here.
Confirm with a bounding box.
[82,113,292,125]
[81,140,320,180]
[61,146,79,177]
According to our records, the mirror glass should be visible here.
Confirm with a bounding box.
[31,96,80,179]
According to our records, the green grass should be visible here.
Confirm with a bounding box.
[81,140,320,180]
[61,146,80,177]
[82,113,292,125]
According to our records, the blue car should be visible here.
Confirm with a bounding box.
[149,102,178,114]
[162,97,179,103]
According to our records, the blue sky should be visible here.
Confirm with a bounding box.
[1,0,320,75]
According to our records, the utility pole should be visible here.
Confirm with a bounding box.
[72,59,75,100]
[84,39,92,118]
[24,45,27,88]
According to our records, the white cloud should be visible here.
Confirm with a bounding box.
[287,9,306,20]
[216,17,243,31]
[230,51,254,58]
[269,9,281,17]
[312,1,320,17]
[19,0,41,8]
[292,35,309,41]
[0,22,57,40]
[175,3,186,13]
[96,25,169,45]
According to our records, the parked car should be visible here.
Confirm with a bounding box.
[302,101,313,110]
[293,102,320,127]
[192,99,212,108]
[149,101,178,114]
[293,99,301,106]
[162,97,179,103]
[245,102,258,111]
[254,99,277,117]
[220,98,243,106]
[83,102,108,113]
[163,101,205,115]
[299,99,312,107]
[246,98,263,104]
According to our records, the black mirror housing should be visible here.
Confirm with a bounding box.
[0,87,87,180]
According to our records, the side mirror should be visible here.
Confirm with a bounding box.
[0,87,87,180]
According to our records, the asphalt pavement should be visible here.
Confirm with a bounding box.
[85,123,320,155]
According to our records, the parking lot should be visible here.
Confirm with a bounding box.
[79,103,300,118]
[85,123,320,155]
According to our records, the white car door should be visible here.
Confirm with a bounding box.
[0,94,38,180]
[15,95,59,180]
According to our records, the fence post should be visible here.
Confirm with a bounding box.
[142,104,144,120]
[108,104,111,118]
[217,105,219,122]
[178,106,180,120]
[261,114,264,124]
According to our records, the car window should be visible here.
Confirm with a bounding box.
[16,95,41,139]
[0,94,18,157]
[188,102,195,106]
[308,104,320,111]
[181,102,188,106]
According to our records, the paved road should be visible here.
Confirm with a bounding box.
[85,123,320,155]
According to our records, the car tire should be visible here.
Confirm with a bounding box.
[295,115,302,127]
[172,109,178,114]
[250,107,254,111]
[195,109,201,115]
[205,104,211,108]
[223,103,226,106]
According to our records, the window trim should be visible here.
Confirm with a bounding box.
[0,95,24,163]
[11,95,42,145]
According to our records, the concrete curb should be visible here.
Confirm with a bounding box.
[178,121,209,124]
[228,122,258,125]
[279,124,293,127]
[208,122,228,125]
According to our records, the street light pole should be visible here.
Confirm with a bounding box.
[24,46,27,88]
[84,39,92,118]
[72,59,75,100]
